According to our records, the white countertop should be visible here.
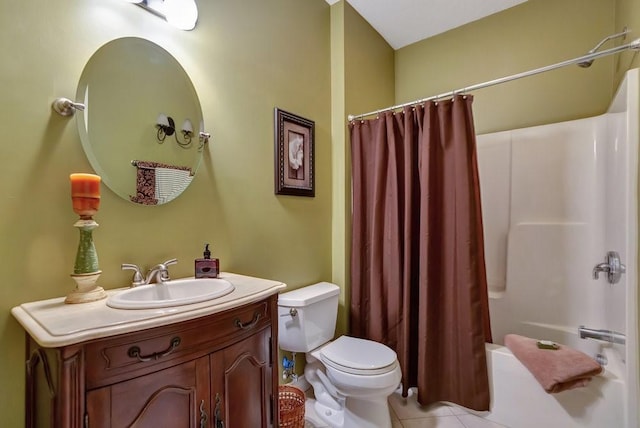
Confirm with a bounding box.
[11,272,286,348]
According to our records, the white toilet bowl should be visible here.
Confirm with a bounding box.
[277,283,402,428]
[305,336,401,428]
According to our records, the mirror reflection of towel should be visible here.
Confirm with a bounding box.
[155,168,193,204]
[129,163,158,205]
[129,161,192,205]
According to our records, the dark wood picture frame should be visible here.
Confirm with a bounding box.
[274,108,315,197]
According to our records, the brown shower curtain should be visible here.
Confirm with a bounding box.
[349,96,492,410]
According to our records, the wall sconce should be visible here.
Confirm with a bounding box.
[124,0,198,31]
[156,113,209,150]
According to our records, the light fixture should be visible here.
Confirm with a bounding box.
[125,0,198,31]
[156,114,203,149]
[163,0,198,30]
[156,113,175,139]
[177,119,194,148]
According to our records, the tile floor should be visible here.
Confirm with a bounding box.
[303,387,509,428]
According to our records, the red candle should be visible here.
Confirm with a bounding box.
[70,173,101,198]
[70,173,101,217]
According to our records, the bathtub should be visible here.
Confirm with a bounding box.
[483,336,625,428]
[476,68,639,428]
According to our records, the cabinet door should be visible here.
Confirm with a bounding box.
[211,327,272,428]
[86,356,210,428]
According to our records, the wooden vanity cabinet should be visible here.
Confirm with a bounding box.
[86,356,210,427]
[24,295,279,428]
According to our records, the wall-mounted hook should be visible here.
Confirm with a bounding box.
[52,97,86,117]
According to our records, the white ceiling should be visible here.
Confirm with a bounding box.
[326,0,528,50]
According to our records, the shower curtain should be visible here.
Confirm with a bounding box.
[349,96,492,410]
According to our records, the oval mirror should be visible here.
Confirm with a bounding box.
[76,37,205,205]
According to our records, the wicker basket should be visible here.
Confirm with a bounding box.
[278,385,306,427]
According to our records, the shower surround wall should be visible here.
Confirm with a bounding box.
[477,68,639,428]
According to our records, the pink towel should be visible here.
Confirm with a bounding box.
[504,334,603,393]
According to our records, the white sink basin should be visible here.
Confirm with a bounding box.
[107,277,235,309]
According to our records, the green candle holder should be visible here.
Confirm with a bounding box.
[73,219,100,274]
[65,202,107,304]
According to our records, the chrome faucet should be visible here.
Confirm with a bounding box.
[579,325,626,345]
[121,258,178,286]
[144,258,178,285]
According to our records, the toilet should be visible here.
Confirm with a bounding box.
[278,282,401,428]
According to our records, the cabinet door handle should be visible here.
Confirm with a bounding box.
[234,312,261,330]
[127,337,181,362]
[199,400,208,428]
[214,393,224,428]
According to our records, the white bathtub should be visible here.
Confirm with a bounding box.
[477,69,639,428]
[484,338,624,428]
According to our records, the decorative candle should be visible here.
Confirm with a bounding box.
[66,172,106,303]
[70,173,101,217]
[70,173,101,197]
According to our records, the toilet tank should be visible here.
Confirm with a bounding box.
[278,282,340,353]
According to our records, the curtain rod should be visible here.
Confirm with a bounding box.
[348,38,640,122]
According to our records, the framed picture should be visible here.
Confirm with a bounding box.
[274,108,315,197]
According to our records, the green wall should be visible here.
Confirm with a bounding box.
[330,2,395,336]
[395,0,618,134]
[0,0,332,425]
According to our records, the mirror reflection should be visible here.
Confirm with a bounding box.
[76,37,205,205]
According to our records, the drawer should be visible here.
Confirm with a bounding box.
[85,299,272,389]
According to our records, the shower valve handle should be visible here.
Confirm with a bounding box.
[592,251,625,284]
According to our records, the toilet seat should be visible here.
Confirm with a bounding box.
[320,336,399,375]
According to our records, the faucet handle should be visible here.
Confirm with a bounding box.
[157,258,178,282]
[162,258,178,267]
[122,263,145,287]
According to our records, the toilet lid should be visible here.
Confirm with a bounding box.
[320,336,398,375]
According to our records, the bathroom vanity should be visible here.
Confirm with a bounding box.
[11,273,285,428]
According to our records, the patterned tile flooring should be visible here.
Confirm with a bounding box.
[303,387,509,428]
